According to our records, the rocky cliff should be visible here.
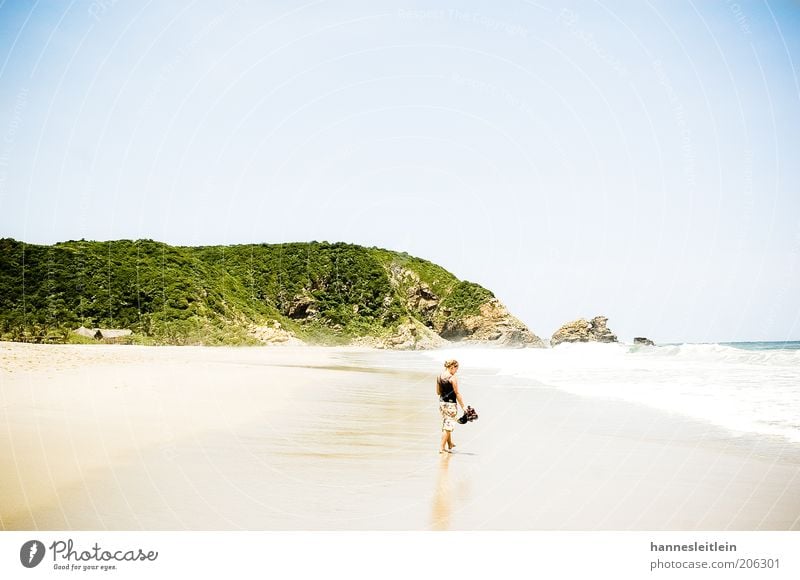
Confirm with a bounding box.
[434,298,543,347]
[382,262,544,348]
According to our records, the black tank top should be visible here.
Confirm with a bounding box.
[437,374,456,403]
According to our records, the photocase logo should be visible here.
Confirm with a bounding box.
[20,540,46,568]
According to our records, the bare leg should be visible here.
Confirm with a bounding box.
[440,430,450,453]
[447,432,455,450]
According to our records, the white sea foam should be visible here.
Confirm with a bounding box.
[423,342,800,444]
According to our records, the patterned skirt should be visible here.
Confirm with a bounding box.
[439,401,458,432]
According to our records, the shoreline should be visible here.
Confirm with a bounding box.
[1,343,798,530]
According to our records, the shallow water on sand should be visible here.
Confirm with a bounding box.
[4,347,800,530]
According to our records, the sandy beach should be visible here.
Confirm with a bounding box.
[1,342,798,530]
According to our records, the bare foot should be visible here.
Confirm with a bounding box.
[439,448,452,454]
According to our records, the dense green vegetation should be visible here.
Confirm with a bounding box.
[437,281,495,318]
[0,238,496,345]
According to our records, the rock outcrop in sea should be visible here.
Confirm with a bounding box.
[551,315,618,346]
[633,337,655,346]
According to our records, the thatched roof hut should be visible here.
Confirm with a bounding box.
[71,327,132,342]
[72,326,95,338]
[96,329,132,339]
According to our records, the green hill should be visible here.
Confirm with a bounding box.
[0,238,542,348]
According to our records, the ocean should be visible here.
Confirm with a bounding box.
[424,341,800,444]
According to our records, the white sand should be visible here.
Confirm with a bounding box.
[1,342,798,530]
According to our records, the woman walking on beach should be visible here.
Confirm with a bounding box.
[437,359,468,453]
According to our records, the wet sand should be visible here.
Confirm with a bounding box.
[1,342,799,530]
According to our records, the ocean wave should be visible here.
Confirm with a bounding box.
[642,342,800,366]
[422,342,800,444]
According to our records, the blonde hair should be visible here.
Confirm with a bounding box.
[444,359,459,370]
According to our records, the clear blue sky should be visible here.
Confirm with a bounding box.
[1,0,798,343]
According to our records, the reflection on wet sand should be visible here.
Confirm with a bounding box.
[3,344,799,530]
[430,453,452,530]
